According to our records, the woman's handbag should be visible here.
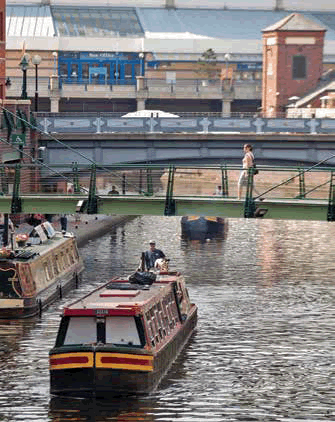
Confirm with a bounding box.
[253,163,259,175]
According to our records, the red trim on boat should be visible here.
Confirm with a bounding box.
[100,356,151,366]
[50,356,88,365]
[63,308,137,316]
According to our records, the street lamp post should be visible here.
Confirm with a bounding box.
[32,55,42,112]
[139,52,144,77]
[19,53,30,99]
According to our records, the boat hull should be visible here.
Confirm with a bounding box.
[181,216,224,241]
[50,305,197,396]
[0,271,83,318]
[0,230,84,319]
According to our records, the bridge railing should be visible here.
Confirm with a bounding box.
[1,163,333,203]
[35,113,327,134]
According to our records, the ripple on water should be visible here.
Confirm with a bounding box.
[0,217,334,421]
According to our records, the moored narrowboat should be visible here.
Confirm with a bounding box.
[49,264,197,396]
[0,222,84,318]
[181,216,224,241]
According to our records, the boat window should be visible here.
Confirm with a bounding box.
[44,261,53,281]
[63,317,96,345]
[154,308,164,340]
[105,316,141,347]
[59,252,65,270]
[159,300,169,336]
[166,292,179,329]
[68,248,75,265]
[64,249,70,266]
[53,255,60,275]
[145,312,155,347]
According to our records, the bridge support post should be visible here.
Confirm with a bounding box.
[221,165,229,197]
[221,99,231,117]
[137,99,146,111]
[11,164,22,213]
[72,162,81,193]
[296,167,306,199]
[164,166,176,216]
[87,164,99,214]
[0,167,8,195]
[50,75,60,113]
[145,167,153,196]
[327,171,335,221]
[244,168,256,218]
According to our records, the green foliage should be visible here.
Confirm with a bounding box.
[196,48,219,80]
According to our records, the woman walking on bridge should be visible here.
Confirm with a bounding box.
[237,144,261,200]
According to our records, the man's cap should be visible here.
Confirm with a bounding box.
[149,240,155,244]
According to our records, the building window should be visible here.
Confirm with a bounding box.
[292,56,306,79]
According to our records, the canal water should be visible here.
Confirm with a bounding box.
[0,216,334,421]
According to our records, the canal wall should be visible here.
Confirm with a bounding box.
[60,214,136,248]
[15,214,136,248]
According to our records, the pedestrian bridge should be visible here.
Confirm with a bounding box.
[1,162,335,222]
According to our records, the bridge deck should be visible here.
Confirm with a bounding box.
[0,195,329,221]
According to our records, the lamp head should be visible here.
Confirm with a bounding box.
[32,55,42,65]
[19,54,30,70]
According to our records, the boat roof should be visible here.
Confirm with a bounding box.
[63,273,181,317]
[1,232,75,263]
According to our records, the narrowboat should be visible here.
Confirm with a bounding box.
[49,263,197,396]
[181,216,225,241]
[0,222,84,318]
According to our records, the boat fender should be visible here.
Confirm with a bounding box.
[75,272,79,288]
[38,299,43,317]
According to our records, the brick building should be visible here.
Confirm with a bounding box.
[262,13,327,116]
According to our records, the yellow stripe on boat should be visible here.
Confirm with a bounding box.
[204,216,217,222]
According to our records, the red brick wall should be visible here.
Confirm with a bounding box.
[262,29,325,115]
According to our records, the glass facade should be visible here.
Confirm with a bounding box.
[52,7,143,38]
[58,52,144,85]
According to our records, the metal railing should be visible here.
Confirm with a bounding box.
[0,161,335,220]
[0,162,333,199]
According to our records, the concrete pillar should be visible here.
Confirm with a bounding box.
[221,100,231,117]
[136,76,145,91]
[50,97,59,113]
[137,99,146,111]
[49,75,60,112]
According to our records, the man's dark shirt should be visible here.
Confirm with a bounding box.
[144,248,165,270]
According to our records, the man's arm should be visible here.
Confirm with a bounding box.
[144,251,150,270]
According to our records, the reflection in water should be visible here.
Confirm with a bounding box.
[0,216,334,421]
[49,396,156,422]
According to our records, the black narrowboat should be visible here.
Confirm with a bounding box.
[49,265,197,396]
